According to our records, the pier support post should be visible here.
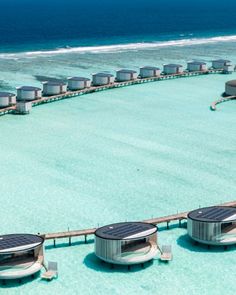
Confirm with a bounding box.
[179,220,182,228]
[85,235,87,244]
[167,222,170,229]
[69,237,71,246]
[53,239,56,247]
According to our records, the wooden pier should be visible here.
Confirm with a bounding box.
[0,106,16,116]
[0,68,227,117]
[43,200,236,247]
[210,95,236,111]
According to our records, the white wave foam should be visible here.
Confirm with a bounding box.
[1,35,236,59]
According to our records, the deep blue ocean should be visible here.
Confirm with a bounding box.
[1,0,236,52]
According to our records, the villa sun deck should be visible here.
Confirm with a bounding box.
[0,256,43,280]
[114,241,158,265]
[160,245,172,262]
[217,224,236,244]
[41,261,58,281]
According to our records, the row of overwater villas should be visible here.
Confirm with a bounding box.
[1,205,236,282]
[0,59,234,108]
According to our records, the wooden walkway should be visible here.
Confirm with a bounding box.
[43,200,236,247]
[210,95,236,111]
[0,106,16,116]
[0,68,226,117]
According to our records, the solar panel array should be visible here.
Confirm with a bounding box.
[195,207,235,221]
[101,223,153,239]
[0,234,43,251]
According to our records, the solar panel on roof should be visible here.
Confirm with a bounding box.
[97,222,156,239]
[198,208,234,221]
[0,234,43,251]
[109,226,144,238]
[0,92,15,97]
[104,224,140,236]
[188,206,236,222]
[109,225,143,234]
[214,210,235,220]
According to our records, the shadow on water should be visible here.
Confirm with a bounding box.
[34,75,66,82]
[84,253,154,273]
[157,221,187,232]
[177,234,236,253]
[0,272,41,289]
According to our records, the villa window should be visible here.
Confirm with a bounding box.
[0,250,34,265]
[121,239,146,252]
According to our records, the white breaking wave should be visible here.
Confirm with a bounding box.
[1,35,236,59]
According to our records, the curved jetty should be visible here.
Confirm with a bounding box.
[210,96,236,111]
[211,79,236,110]
[0,68,228,117]
[0,58,234,117]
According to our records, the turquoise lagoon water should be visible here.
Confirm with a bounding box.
[0,42,236,294]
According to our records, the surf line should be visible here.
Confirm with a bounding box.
[1,35,236,59]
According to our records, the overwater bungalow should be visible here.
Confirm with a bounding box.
[0,234,44,280]
[16,86,42,101]
[95,222,158,265]
[187,61,207,72]
[67,77,91,90]
[212,59,231,69]
[42,81,67,96]
[225,80,236,96]
[139,66,161,78]
[92,73,115,86]
[212,59,234,73]
[0,92,16,108]
[187,206,236,245]
[116,69,138,82]
[163,64,183,75]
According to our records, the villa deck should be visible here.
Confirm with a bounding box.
[0,256,43,280]
[115,242,158,265]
